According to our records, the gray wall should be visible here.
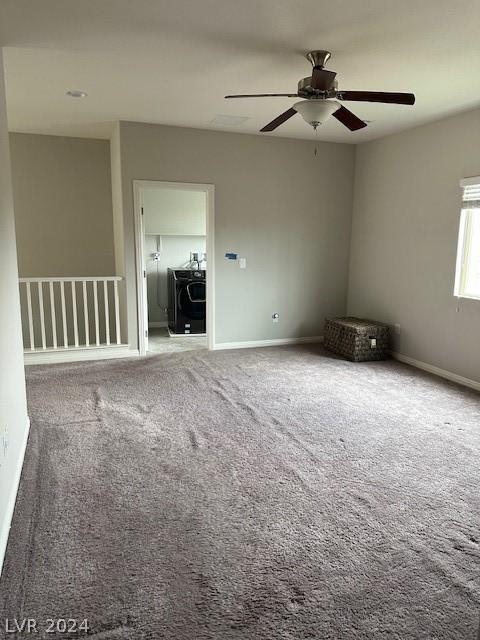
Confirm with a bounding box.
[348,108,480,383]
[10,133,115,277]
[119,122,356,346]
[0,49,29,574]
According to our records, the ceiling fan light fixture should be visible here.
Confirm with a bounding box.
[293,99,340,128]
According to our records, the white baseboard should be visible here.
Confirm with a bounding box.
[0,416,30,577]
[148,321,167,328]
[24,345,138,365]
[391,351,480,392]
[213,336,324,351]
[168,328,206,338]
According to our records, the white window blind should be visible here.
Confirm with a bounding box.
[455,177,480,299]
[461,177,480,207]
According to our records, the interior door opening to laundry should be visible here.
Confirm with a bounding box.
[135,182,212,356]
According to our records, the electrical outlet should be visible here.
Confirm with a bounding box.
[394,323,401,336]
[272,313,279,323]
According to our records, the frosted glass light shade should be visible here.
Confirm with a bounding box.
[293,99,340,126]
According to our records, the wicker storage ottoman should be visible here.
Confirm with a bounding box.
[324,317,390,362]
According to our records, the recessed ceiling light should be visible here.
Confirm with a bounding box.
[66,90,88,98]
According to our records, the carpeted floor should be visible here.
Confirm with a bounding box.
[1,345,480,639]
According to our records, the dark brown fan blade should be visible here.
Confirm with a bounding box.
[260,107,297,132]
[310,68,336,91]
[225,93,298,98]
[338,91,415,105]
[332,105,367,131]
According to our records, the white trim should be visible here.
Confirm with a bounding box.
[213,336,324,351]
[133,181,148,354]
[455,294,480,302]
[0,417,30,577]
[19,276,123,283]
[133,180,215,356]
[148,321,167,328]
[454,208,468,297]
[205,185,215,351]
[391,351,480,392]
[24,345,137,366]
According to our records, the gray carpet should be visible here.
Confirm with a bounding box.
[1,345,480,639]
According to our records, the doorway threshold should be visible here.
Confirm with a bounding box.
[167,328,207,338]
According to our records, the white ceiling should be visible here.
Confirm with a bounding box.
[1,0,480,143]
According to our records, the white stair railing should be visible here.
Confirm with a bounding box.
[18,276,124,353]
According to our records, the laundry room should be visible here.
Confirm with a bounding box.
[142,185,208,354]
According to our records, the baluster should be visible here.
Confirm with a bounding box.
[71,281,79,347]
[37,281,46,350]
[83,280,89,346]
[93,281,100,346]
[20,277,123,354]
[49,281,57,349]
[104,280,110,345]
[25,282,35,351]
[114,280,121,345]
[60,281,68,348]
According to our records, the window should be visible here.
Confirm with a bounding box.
[455,177,480,300]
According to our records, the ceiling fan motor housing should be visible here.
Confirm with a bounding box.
[298,76,338,97]
[299,51,338,96]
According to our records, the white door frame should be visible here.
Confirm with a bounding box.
[133,180,215,356]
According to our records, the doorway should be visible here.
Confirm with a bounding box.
[133,181,215,356]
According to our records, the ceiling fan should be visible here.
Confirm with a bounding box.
[225,50,415,133]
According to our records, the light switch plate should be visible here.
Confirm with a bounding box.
[239,257,247,269]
